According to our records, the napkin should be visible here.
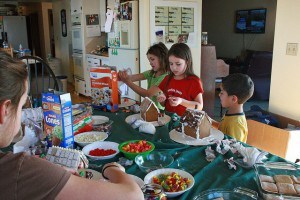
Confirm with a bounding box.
[139,123,156,135]
[233,143,268,168]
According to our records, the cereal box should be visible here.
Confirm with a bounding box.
[42,92,74,148]
[90,66,119,112]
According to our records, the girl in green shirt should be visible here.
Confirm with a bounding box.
[118,42,169,110]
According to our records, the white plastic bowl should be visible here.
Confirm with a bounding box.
[144,168,195,198]
[74,131,108,147]
[82,141,119,160]
[92,115,109,125]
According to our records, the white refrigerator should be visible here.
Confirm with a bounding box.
[108,1,139,101]
[2,16,29,50]
[109,48,139,101]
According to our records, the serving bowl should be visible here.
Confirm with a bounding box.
[118,140,155,160]
[74,131,108,147]
[144,168,195,198]
[82,141,119,160]
[135,151,174,173]
[92,115,109,125]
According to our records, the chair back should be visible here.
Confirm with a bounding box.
[20,55,62,107]
[0,47,13,57]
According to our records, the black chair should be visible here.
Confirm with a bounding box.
[20,55,62,107]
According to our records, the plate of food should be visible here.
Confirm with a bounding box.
[74,131,108,147]
[169,128,224,146]
[144,168,195,198]
[78,168,102,180]
[92,115,109,125]
[119,97,136,108]
[125,113,171,127]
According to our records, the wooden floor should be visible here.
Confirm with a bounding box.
[67,83,91,104]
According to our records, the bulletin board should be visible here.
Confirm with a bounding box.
[150,0,199,47]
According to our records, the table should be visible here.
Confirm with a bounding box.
[1,109,287,199]
[89,110,286,199]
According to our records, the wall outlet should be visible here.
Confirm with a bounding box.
[286,43,298,56]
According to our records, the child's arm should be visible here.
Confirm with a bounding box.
[148,86,166,105]
[118,71,148,97]
[168,93,203,110]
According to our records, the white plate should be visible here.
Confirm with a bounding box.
[130,175,144,188]
[74,131,108,147]
[169,128,224,146]
[92,115,109,125]
[82,141,119,160]
[144,168,195,198]
[99,174,144,187]
[78,168,102,180]
[119,98,136,108]
[125,113,171,127]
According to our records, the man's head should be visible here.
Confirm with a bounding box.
[221,73,254,104]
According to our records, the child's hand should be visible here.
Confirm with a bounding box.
[168,96,182,106]
[118,71,130,83]
[156,92,166,103]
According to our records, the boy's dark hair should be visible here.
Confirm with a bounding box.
[222,73,254,104]
[147,42,169,75]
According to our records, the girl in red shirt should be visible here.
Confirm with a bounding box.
[150,43,204,116]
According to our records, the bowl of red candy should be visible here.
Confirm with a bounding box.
[82,141,119,160]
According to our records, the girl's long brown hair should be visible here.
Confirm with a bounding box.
[147,42,169,75]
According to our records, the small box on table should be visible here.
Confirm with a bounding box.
[42,92,74,148]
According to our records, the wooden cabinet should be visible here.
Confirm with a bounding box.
[201,45,217,117]
[201,45,229,117]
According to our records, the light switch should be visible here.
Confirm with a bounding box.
[286,43,298,56]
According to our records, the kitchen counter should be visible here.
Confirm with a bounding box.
[87,51,109,58]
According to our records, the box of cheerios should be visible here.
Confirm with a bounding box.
[90,66,119,112]
[42,92,74,148]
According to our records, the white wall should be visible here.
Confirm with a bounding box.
[269,0,300,120]
[202,0,276,58]
[139,0,202,90]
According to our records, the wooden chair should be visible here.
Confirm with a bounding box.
[20,55,62,107]
[0,47,13,57]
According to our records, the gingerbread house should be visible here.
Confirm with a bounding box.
[176,109,212,139]
[140,97,159,122]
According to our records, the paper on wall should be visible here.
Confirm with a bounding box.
[105,9,114,33]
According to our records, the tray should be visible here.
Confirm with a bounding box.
[254,162,300,199]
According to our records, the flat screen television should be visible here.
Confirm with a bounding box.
[235,8,267,33]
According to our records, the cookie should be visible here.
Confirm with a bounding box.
[274,175,293,184]
[260,174,275,183]
[291,175,300,184]
[276,183,297,195]
[294,184,300,194]
[261,182,278,193]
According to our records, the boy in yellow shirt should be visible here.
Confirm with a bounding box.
[213,73,254,142]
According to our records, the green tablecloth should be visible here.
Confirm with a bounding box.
[1,109,287,199]
[90,110,286,200]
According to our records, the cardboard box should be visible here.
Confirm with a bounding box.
[42,92,74,148]
[247,113,300,162]
[90,66,119,112]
